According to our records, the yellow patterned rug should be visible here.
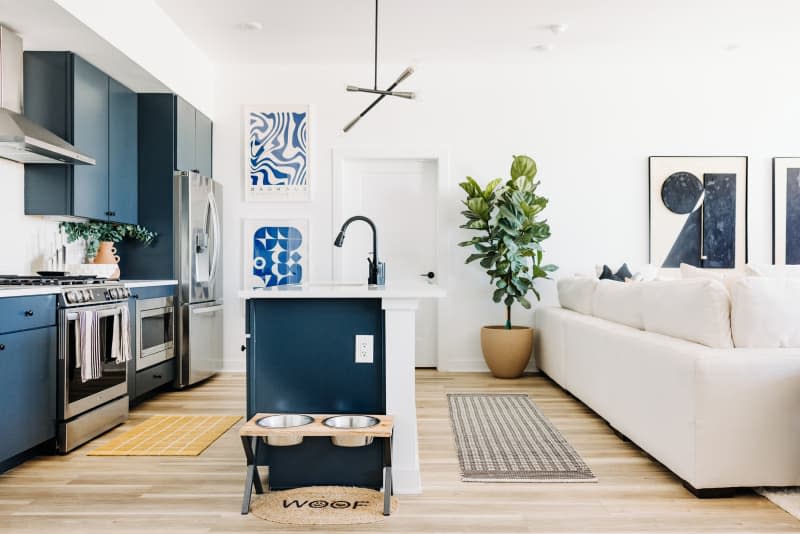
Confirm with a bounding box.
[88,415,241,456]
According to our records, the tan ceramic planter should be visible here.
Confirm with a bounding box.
[480,326,533,379]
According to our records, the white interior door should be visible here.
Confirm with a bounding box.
[336,158,439,367]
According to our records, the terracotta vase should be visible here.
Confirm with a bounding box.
[480,326,533,379]
[93,241,121,279]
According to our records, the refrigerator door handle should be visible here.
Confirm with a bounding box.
[208,191,221,285]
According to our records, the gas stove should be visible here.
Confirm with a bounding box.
[0,275,130,306]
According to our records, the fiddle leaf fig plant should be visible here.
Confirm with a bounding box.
[60,221,157,261]
[458,154,556,329]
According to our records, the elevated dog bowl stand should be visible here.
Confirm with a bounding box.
[238,413,395,516]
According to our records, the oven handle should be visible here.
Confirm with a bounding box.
[191,304,224,315]
[65,305,127,321]
[138,307,174,319]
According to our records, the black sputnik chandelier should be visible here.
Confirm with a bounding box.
[343,0,416,132]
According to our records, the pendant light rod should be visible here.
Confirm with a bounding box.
[343,67,415,132]
[343,0,415,132]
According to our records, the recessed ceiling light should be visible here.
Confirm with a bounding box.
[546,24,568,35]
[238,21,263,31]
[532,44,555,52]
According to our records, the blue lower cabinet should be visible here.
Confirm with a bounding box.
[0,327,57,462]
[246,298,385,489]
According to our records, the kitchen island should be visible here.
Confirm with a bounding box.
[238,282,445,494]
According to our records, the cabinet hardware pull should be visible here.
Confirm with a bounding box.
[241,345,246,352]
[153,374,162,379]
[0,344,5,351]
[24,310,34,317]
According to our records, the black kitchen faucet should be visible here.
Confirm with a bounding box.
[333,215,386,286]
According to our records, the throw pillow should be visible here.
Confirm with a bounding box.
[599,263,633,282]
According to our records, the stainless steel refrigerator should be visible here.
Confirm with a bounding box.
[174,170,224,388]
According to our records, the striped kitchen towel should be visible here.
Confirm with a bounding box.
[111,305,132,364]
[76,310,102,382]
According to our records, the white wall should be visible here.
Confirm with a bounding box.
[214,52,789,372]
[53,0,215,116]
[0,159,62,274]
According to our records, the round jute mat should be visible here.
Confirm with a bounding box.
[250,486,398,525]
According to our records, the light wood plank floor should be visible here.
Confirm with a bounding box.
[0,371,797,533]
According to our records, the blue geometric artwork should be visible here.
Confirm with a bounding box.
[245,106,310,201]
[244,220,308,288]
[785,168,800,265]
[649,157,747,270]
[772,158,800,266]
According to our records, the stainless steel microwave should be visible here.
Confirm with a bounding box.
[135,296,175,371]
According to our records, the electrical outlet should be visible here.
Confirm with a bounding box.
[355,334,374,364]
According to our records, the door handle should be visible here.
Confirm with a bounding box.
[208,192,221,283]
[191,304,224,315]
[419,272,435,279]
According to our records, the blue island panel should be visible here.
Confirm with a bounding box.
[246,298,385,489]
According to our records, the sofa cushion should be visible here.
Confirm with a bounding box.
[557,277,596,315]
[679,263,744,293]
[591,280,644,329]
[730,277,800,348]
[745,264,800,278]
[641,279,733,348]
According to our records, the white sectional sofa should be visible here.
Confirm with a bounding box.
[534,276,800,496]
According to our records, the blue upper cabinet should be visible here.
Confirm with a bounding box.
[108,78,138,224]
[72,55,110,221]
[175,96,195,173]
[195,110,212,177]
[175,95,212,177]
[23,52,137,224]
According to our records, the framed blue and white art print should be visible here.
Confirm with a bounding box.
[244,105,310,202]
[773,157,800,266]
[649,156,748,270]
[243,219,309,289]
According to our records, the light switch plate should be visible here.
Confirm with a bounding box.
[355,334,374,364]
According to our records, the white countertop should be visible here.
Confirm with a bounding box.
[0,287,61,298]
[239,281,446,300]
[121,280,178,288]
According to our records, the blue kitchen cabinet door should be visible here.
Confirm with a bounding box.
[108,77,138,224]
[0,327,57,462]
[175,96,195,172]
[72,55,110,221]
[195,110,212,177]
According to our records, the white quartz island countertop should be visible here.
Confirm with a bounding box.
[238,281,445,300]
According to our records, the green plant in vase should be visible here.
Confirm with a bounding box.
[458,154,556,378]
[60,221,156,262]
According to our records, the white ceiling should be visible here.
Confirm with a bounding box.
[0,0,168,92]
[156,0,800,65]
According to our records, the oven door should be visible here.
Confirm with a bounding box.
[59,303,129,421]
[136,297,175,371]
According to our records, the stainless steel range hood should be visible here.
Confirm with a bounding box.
[0,26,95,165]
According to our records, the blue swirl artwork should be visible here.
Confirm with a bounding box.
[248,110,308,195]
[252,226,304,287]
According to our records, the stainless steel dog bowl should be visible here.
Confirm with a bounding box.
[323,415,380,447]
[256,414,314,446]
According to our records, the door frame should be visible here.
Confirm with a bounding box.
[331,146,450,368]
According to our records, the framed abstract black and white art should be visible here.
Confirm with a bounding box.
[649,156,748,270]
[772,157,800,266]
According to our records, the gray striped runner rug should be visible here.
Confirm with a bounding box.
[447,393,596,482]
